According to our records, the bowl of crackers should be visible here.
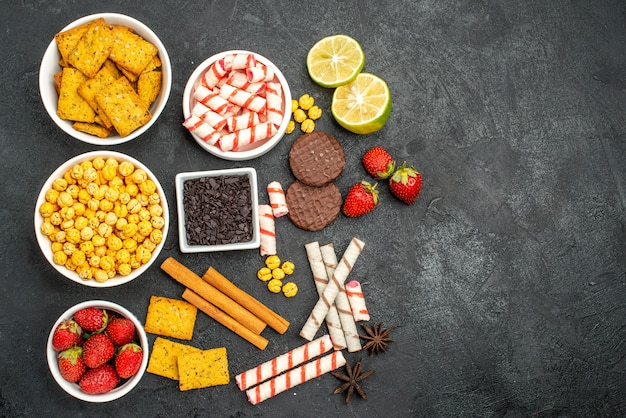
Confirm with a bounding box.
[39,13,172,145]
[34,150,169,287]
[47,300,149,402]
[182,50,291,161]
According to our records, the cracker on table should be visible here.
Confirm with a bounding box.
[67,18,114,79]
[57,68,96,123]
[146,337,202,380]
[109,25,158,76]
[137,70,162,108]
[72,121,110,138]
[95,76,152,137]
[178,347,230,391]
[54,21,90,65]
[143,296,197,340]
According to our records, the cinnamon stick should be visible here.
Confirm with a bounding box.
[161,257,266,335]
[202,266,290,334]
[182,289,268,350]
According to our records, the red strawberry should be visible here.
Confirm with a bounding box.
[342,181,379,218]
[389,162,423,205]
[115,343,143,379]
[51,319,83,351]
[57,346,86,383]
[79,364,119,395]
[82,333,115,369]
[74,307,108,333]
[106,317,136,346]
[362,146,395,179]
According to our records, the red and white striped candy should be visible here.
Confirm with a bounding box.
[227,71,266,95]
[247,63,274,83]
[245,350,346,405]
[226,111,260,133]
[267,181,288,217]
[193,85,234,115]
[202,59,228,89]
[235,335,332,391]
[265,82,284,127]
[258,204,276,256]
[220,121,276,151]
[219,83,267,113]
[182,115,221,145]
[191,102,228,131]
[345,280,370,322]
[224,53,256,70]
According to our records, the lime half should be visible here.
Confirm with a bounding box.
[331,72,392,134]
[306,34,365,88]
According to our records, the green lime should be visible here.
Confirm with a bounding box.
[306,34,365,88]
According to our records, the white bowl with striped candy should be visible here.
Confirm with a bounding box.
[182,50,291,161]
[39,13,172,145]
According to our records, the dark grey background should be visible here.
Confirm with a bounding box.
[1,1,625,417]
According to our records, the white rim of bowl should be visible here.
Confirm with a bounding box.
[34,150,169,287]
[182,50,292,161]
[38,13,172,145]
[46,300,149,402]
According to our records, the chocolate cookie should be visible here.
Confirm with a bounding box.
[289,132,345,187]
[285,180,342,231]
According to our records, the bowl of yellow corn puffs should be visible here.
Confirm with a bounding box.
[34,151,169,287]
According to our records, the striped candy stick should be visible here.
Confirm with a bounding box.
[235,334,332,391]
[265,81,284,127]
[245,350,346,405]
[247,63,274,83]
[202,59,228,89]
[345,280,370,321]
[182,114,221,145]
[319,244,362,352]
[226,71,266,94]
[220,122,276,151]
[300,237,365,341]
[191,102,228,131]
[258,204,276,256]
[304,242,347,351]
[224,53,256,70]
[267,181,288,218]
[193,85,234,115]
[226,110,260,133]
[219,83,267,113]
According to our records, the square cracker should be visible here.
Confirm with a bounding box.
[95,76,152,137]
[178,347,230,391]
[143,296,197,340]
[77,59,121,128]
[72,121,110,138]
[54,21,90,65]
[146,337,202,380]
[67,18,114,78]
[137,70,162,108]
[109,25,158,76]
[57,68,96,123]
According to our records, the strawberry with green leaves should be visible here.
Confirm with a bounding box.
[115,343,143,379]
[58,346,86,383]
[51,319,83,351]
[82,333,115,369]
[74,307,108,333]
[79,364,119,395]
[342,181,379,218]
[362,146,395,179]
[106,317,136,346]
[389,162,422,205]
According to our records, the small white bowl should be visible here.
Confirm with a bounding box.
[182,50,291,161]
[175,167,260,253]
[34,150,169,287]
[47,300,149,402]
[39,13,172,145]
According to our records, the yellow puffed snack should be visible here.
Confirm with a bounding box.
[257,267,272,282]
[265,255,281,270]
[267,278,283,293]
[144,296,197,340]
[177,347,229,391]
[147,337,202,380]
[282,282,298,298]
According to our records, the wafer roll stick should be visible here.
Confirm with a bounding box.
[300,238,365,341]
[202,266,289,334]
[161,257,267,335]
[202,59,228,89]
[246,63,274,82]
[182,114,221,145]
[319,243,362,352]
[345,280,370,321]
[304,242,346,350]
[267,181,288,218]
[193,85,234,115]
[245,350,346,405]
[235,334,332,391]
[182,289,268,350]
[226,71,265,94]
[258,204,276,256]
[220,122,276,151]
[224,53,256,70]
[191,102,228,131]
[219,83,266,113]
[265,82,284,127]
[227,111,260,132]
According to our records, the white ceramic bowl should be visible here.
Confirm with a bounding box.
[47,300,149,402]
[182,50,291,161]
[34,150,169,287]
[39,13,172,145]
[175,167,260,253]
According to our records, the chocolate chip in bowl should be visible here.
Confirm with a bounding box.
[175,167,260,253]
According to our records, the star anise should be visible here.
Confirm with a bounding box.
[331,358,374,404]
[359,322,397,355]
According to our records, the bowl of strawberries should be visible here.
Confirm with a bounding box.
[47,300,148,402]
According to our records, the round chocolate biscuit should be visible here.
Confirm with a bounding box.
[289,132,345,187]
[286,180,342,231]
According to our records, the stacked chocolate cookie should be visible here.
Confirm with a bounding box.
[286,132,345,231]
